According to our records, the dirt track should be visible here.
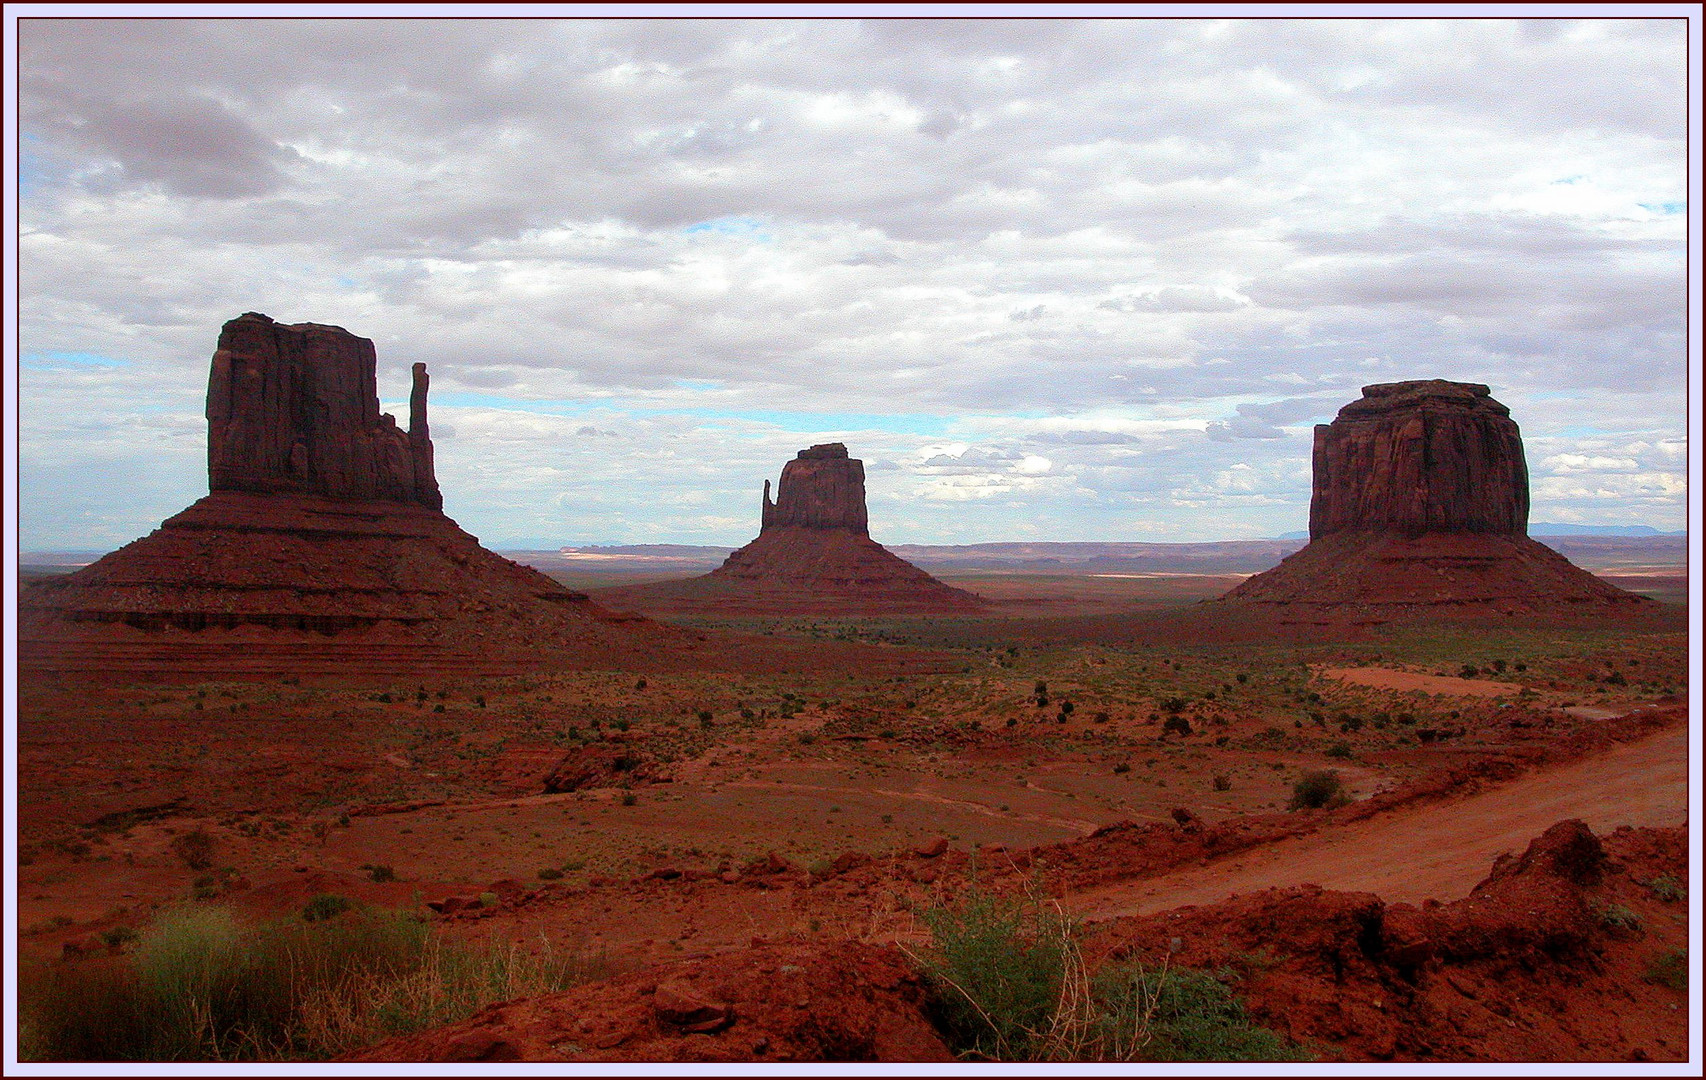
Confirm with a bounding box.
[1074,719,1690,921]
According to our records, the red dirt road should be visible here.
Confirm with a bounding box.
[1074,720,1690,921]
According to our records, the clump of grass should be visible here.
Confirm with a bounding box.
[914,888,1305,1062]
[1287,770,1350,811]
[362,864,396,884]
[1323,741,1353,760]
[19,903,604,1062]
[1644,875,1685,902]
[1595,902,1642,933]
[1094,962,1309,1062]
[1643,948,1687,991]
[169,829,217,871]
[1212,775,1232,792]
[917,889,1069,1059]
[302,894,353,923]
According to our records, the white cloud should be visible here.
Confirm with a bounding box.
[15,16,1689,546]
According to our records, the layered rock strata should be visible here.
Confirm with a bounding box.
[208,312,441,508]
[1216,381,1656,622]
[596,444,983,616]
[19,314,677,681]
[1308,380,1527,538]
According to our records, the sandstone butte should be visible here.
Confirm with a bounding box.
[18,313,693,682]
[594,444,985,616]
[1213,379,1657,622]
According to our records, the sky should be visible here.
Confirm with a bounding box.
[13,12,1694,550]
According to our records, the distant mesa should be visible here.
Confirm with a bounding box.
[1214,380,1659,622]
[594,443,985,616]
[19,313,686,681]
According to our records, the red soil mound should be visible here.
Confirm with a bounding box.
[347,940,951,1063]
[598,526,984,616]
[17,491,692,681]
[1211,529,1656,625]
[1088,821,1688,1062]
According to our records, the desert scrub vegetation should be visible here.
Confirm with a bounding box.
[18,901,603,1061]
[1288,770,1351,811]
[1643,948,1687,992]
[913,888,1306,1062]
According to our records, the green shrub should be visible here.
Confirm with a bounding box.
[1644,948,1687,991]
[1288,770,1349,811]
[1212,775,1232,792]
[1596,902,1642,933]
[620,792,638,807]
[302,894,353,922]
[917,888,1306,1062]
[1645,875,1685,902]
[919,890,1068,1059]
[364,865,396,884]
[1093,962,1310,1062]
[537,867,564,881]
[1324,741,1353,760]
[169,830,217,871]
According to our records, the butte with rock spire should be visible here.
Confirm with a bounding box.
[595,443,984,616]
[1212,379,1658,623]
[19,313,688,681]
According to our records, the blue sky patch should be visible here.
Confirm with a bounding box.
[22,351,132,369]
[682,216,773,242]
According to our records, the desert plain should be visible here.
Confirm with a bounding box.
[15,547,1691,1063]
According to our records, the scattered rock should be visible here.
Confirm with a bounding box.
[915,837,949,858]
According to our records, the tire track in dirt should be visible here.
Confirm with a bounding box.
[1072,720,1689,922]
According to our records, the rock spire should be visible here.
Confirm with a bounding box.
[207,312,441,508]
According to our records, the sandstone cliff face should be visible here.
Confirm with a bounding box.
[19,313,692,681]
[601,443,980,615]
[761,443,869,534]
[1309,380,1527,539]
[207,312,441,508]
[1216,379,1654,622]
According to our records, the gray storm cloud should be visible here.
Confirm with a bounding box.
[15,16,1688,548]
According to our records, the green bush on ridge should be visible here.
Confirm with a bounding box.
[915,887,1308,1062]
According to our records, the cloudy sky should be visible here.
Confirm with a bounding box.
[15,14,1692,550]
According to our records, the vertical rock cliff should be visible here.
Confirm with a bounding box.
[1215,380,1655,622]
[19,313,684,680]
[206,312,441,507]
[1309,380,1528,539]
